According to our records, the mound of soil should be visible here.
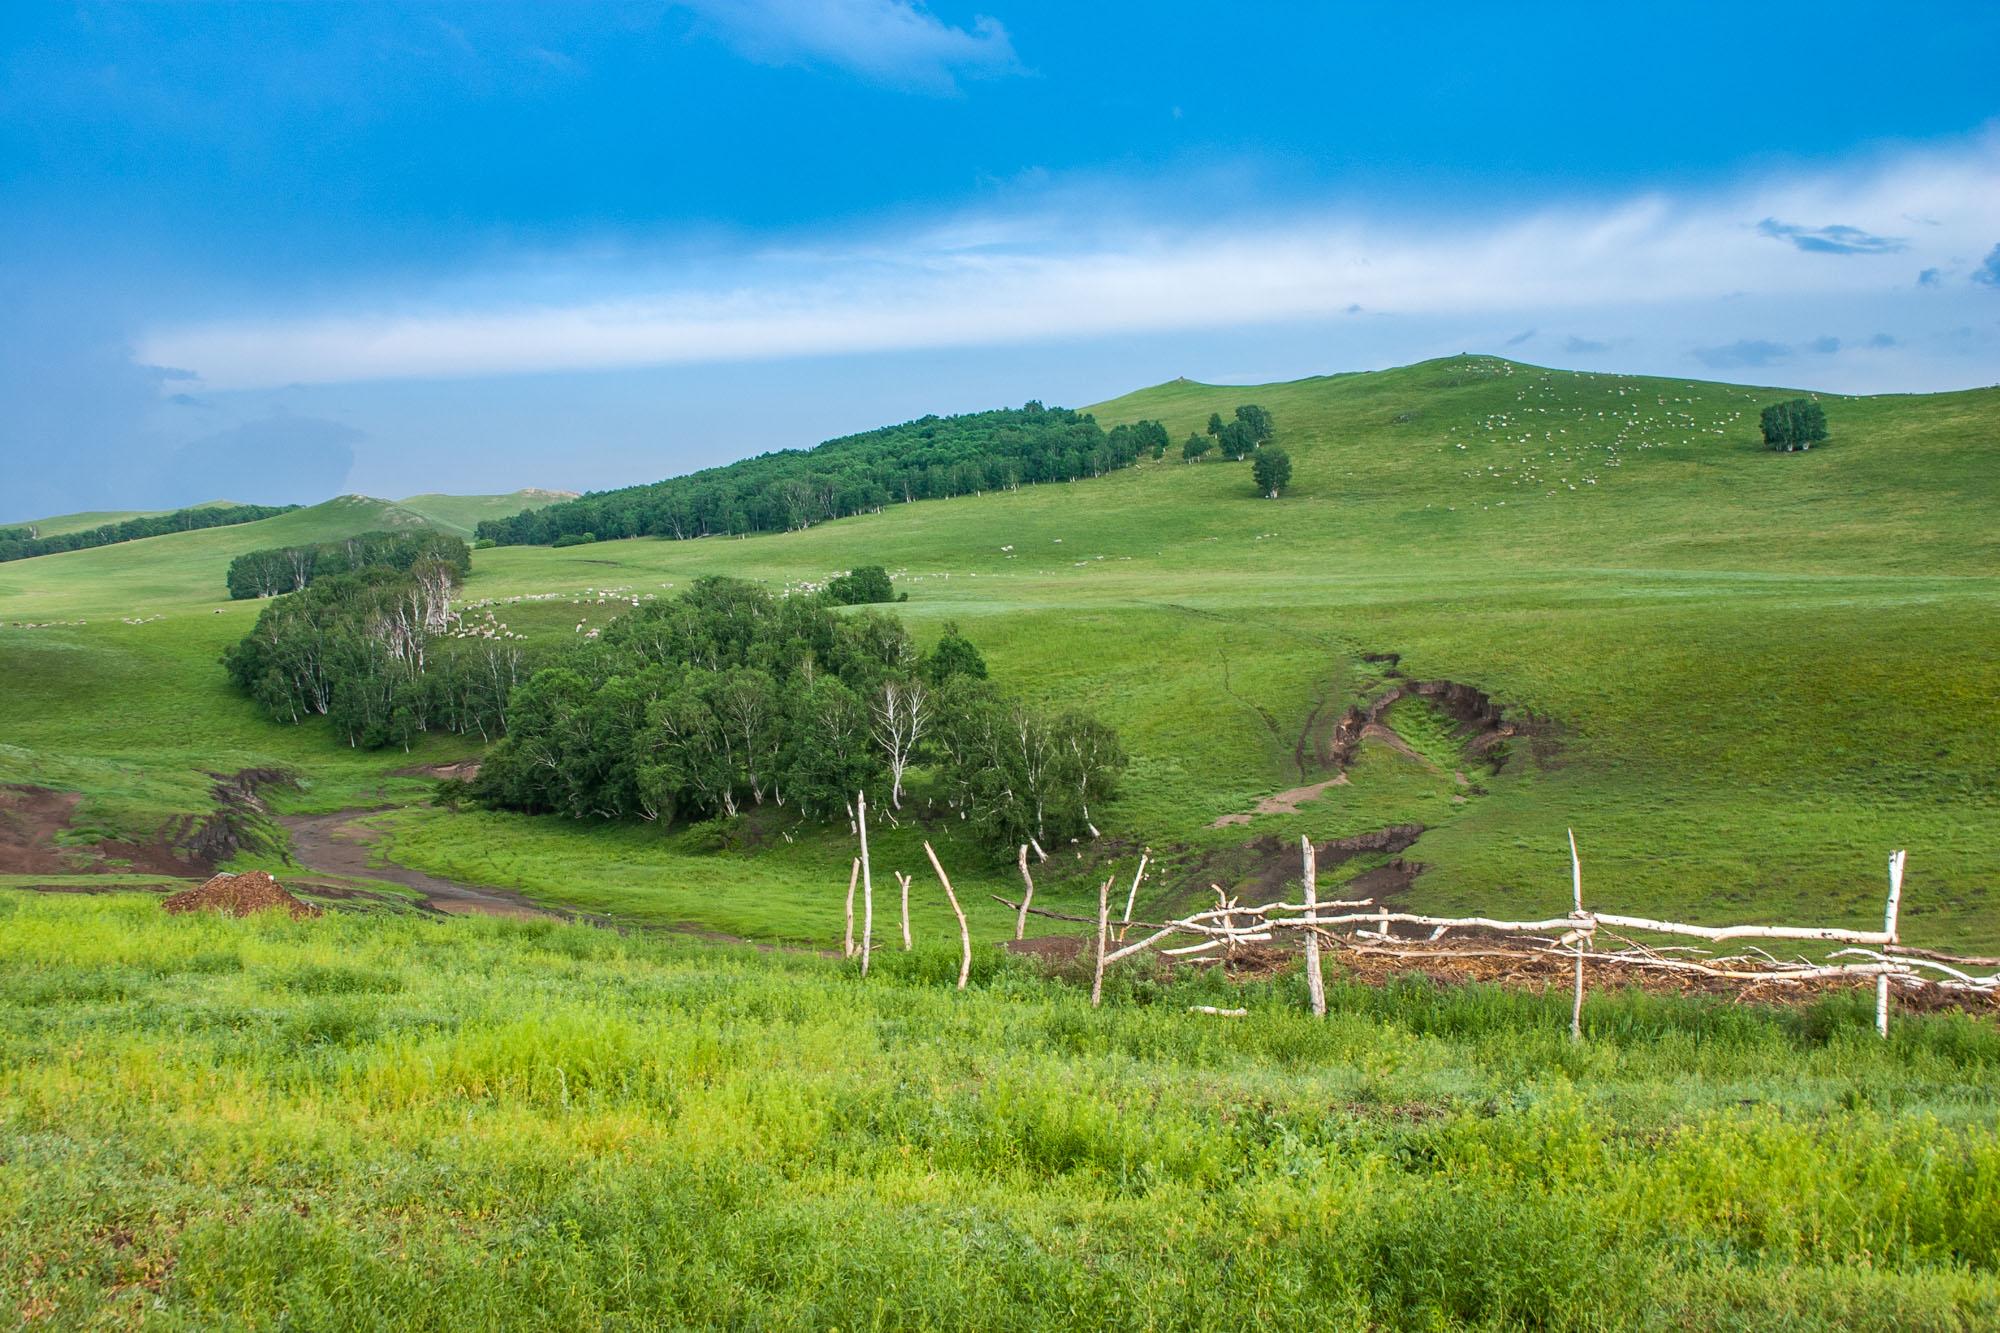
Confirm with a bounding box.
[162,871,321,920]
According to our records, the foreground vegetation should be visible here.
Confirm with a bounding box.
[4,892,1998,1328]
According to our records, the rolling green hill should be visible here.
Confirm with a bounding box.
[7,355,2000,1326]
[2,356,1996,948]
[5,501,239,537]
[392,488,579,538]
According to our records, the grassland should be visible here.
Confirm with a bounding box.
[6,890,2000,1329]
[2,356,1996,947]
[3,355,1999,1327]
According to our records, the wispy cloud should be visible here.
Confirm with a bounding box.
[1563,336,1610,355]
[1756,217,1907,255]
[1504,328,1537,346]
[1918,267,1942,286]
[1693,339,1792,369]
[1975,243,2000,287]
[679,0,1020,94]
[140,137,2000,391]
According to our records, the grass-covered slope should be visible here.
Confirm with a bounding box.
[5,892,1998,1327]
[2,356,1996,949]
[4,502,235,537]
[392,488,578,539]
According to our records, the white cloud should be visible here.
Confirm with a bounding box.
[678,0,1019,93]
[141,136,2000,392]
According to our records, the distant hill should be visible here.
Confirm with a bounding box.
[394,489,579,539]
[4,499,244,537]
[0,490,560,616]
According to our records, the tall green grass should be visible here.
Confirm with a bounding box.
[4,892,1998,1327]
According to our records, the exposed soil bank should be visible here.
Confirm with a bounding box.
[0,784,205,876]
[280,810,558,920]
[1323,678,1557,774]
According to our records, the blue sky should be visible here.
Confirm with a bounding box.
[3,1,1998,516]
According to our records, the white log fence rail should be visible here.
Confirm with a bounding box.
[839,794,1991,1036]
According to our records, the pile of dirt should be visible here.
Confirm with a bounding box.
[161,871,322,920]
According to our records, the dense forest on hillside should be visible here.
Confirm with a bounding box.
[225,530,471,600]
[475,404,1168,546]
[0,502,298,563]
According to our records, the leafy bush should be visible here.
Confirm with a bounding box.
[1760,397,1829,451]
[551,532,597,548]
[826,565,898,604]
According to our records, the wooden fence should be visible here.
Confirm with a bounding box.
[841,791,1998,1036]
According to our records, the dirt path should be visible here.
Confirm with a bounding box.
[280,810,559,920]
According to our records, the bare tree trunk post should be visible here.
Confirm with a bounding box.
[923,841,972,990]
[843,857,859,958]
[1014,844,1035,941]
[1090,876,1112,1008]
[1302,836,1326,1018]
[898,871,913,951]
[1878,849,1906,1038]
[1120,852,1150,936]
[1568,827,1585,1042]
[858,790,875,977]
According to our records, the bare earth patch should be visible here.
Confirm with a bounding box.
[1210,774,1349,828]
[280,810,556,920]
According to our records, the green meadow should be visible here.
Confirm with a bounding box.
[5,891,2000,1329]
[3,356,1995,943]
[4,355,2000,1325]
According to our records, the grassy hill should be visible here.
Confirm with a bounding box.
[392,488,578,538]
[4,500,242,537]
[2,356,1996,947]
[5,356,2000,1326]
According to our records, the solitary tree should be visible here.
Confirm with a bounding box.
[1252,447,1292,498]
[1234,404,1275,444]
[1759,398,1829,452]
[1206,412,1226,437]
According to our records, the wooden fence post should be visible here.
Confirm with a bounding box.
[1014,844,1035,941]
[1569,828,1585,1042]
[857,790,874,977]
[1302,835,1326,1018]
[1878,849,1906,1038]
[898,871,914,951]
[923,841,972,990]
[842,857,859,958]
[1119,853,1149,940]
[1090,876,1112,1008]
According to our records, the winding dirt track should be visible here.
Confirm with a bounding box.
[280,810,558,919]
